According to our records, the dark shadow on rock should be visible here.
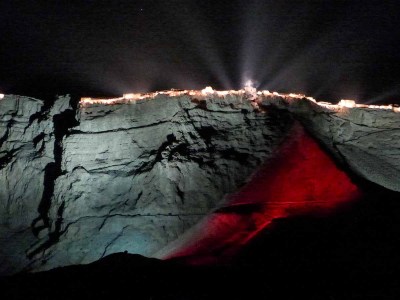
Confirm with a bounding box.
[29,106,79,258]
[31,163,57,237]
[28,202,65,260]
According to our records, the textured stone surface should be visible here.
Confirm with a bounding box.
[0,95,73,275]
[0,91,399,275]
[0,93,293,274]
[261,97,400,192]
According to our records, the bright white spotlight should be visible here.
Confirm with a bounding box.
[244,79,255,88]
[0,93,4,99]
[201,86,215,95]
[123,93,136,99]
[338,99,356,108]
[244,79,257,99]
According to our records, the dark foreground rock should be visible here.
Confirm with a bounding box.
[1,186,400,300]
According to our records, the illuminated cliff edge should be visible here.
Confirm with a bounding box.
[80,86,400,112]
[0,89,399,275]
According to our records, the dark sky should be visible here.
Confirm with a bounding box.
[0,0,399,103]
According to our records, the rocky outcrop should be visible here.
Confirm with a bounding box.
[0,90,399,275]
[261,96,400,192]
[0,95,75,274]
[0,92,294,274]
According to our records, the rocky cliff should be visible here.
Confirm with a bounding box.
[263,95,400,192]
[0,89,399,275]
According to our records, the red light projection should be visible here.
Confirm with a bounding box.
[166,122,362,264]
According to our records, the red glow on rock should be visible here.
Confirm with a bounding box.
[166,123,362,264]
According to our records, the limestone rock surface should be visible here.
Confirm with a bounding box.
[0,93,293,274]
[0,95,73,274]
[0,90,399,275]
[261,97,400,192]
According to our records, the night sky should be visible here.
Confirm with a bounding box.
[1,0,399,103]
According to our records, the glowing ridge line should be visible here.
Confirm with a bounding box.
[79,87,400,112]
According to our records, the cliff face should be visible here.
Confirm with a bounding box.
[0,96,75,274]
[0,91,399,275]
[0,93,293,274]
[263,96,400,192]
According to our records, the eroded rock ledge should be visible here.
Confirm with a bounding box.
[0,89,399,275]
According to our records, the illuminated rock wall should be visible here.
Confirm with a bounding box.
[0,93,293,274]
[0,95,73,275]
[261,97,400,192]
[0,90,399,275]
